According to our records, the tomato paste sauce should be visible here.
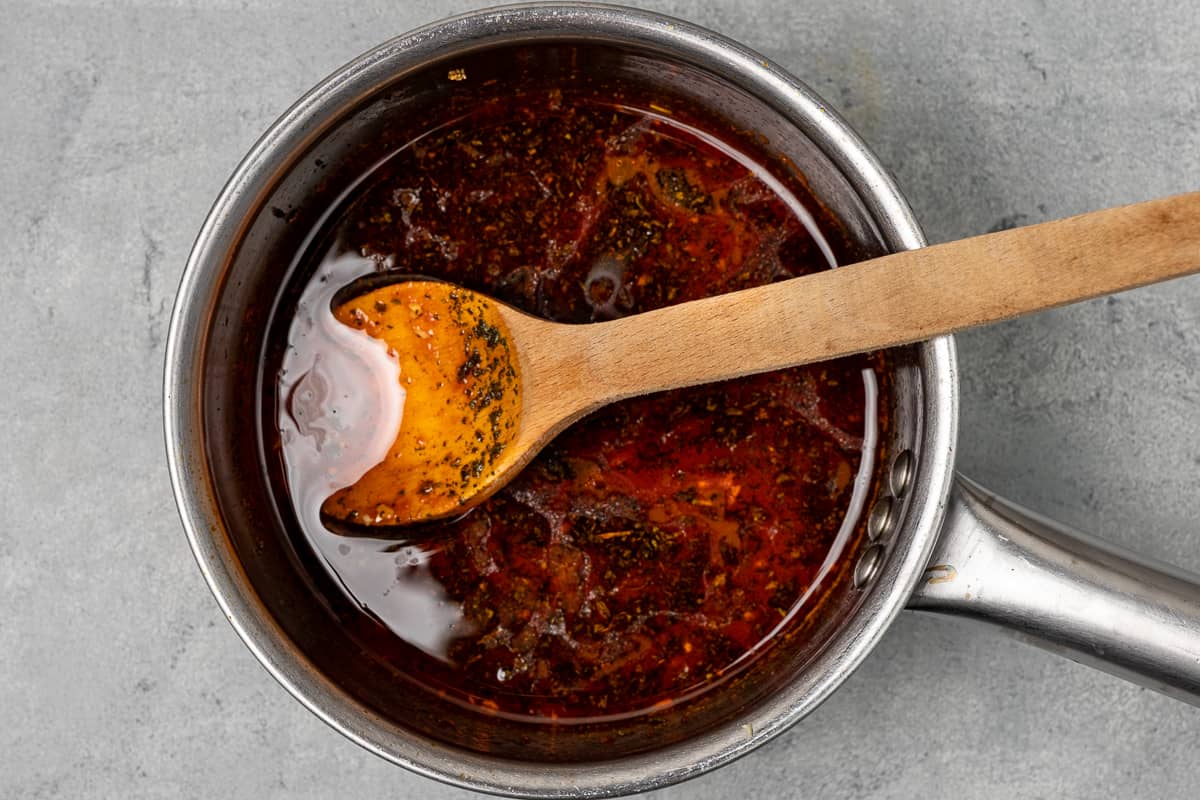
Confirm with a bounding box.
[273,76,889,721]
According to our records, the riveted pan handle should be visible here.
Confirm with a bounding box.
[908,475,1200,703]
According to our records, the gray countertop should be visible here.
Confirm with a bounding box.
[3,1,1199,797]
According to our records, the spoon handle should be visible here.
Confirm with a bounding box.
[585,191,1200,402]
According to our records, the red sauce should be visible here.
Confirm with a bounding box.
[274,79,889,722]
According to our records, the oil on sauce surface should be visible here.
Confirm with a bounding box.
[275,83,886,721]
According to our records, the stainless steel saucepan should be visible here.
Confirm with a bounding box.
[164,4,1200,797]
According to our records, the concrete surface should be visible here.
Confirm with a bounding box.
[3,0,1199,797]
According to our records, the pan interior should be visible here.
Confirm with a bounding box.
[189,33,929,774]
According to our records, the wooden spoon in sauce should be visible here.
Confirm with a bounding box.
[322,192,1200,529]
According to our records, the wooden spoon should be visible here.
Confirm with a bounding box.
[322,192,1200,529]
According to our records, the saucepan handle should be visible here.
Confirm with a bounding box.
[907,474,1200,703]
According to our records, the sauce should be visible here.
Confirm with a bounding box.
[273,78,889,721]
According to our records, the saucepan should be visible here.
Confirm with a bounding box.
[164,3,1200,797]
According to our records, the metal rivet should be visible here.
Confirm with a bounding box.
[890,449,914,497]
[867,496,894,541]
[854,543,885,589]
